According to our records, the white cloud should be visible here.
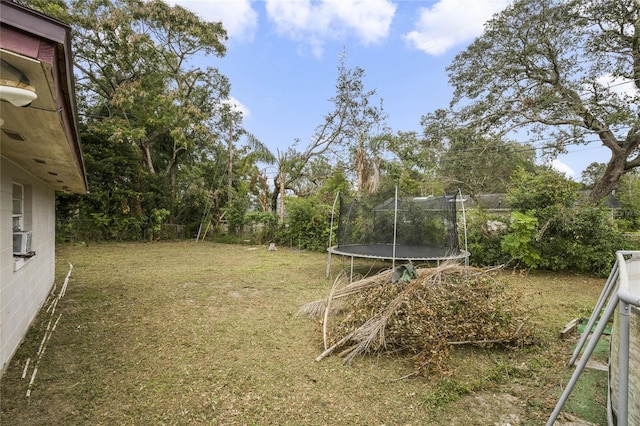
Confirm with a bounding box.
[170,0,258,41]
[550,159,575,179]
[223,96,251,118]
[404,0,511,55]
[265,0,396,58]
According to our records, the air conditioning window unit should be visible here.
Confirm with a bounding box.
[13,231,32,255]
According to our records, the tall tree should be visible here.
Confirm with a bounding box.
[419,109,536,199]
[210,101,275,214]
[385,131,442,196]
[354,132,389,195]
[441,133,536,199]
[14,0,69,21]
[581,162,607,189]
[216,103,245,207]
[616,169,640,230]
[271,52,385,212]
[69,0,230,212]
[446,0,640,204]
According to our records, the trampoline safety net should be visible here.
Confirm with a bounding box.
[333,190,461,260]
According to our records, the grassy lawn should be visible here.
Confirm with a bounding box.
[1,241,608,425]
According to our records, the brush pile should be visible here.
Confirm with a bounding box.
[301,262,535,376]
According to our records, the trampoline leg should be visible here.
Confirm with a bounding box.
[350,256,354,283]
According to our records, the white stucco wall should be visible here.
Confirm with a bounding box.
[1,157,56,374]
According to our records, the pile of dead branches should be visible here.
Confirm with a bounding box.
[301,262,536,376]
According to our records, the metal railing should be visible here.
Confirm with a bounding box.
[547,251,640,426]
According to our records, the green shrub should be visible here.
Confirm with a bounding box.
[275,197,332,252]
[501,211,545,269]
[462,167,624,276]
[465,210,511,267]
[245,211,277,244]
[545,206,624,276]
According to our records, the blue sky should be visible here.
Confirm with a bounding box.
[170,0,610,182]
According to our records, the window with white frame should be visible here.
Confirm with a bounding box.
[13,182,34,267]
[13,182,23,231]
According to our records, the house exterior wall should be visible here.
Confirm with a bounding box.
[0,157,56,374]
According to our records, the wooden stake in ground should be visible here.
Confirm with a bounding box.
[26,367,37,398]
[59,263,73,298]
[26,263,73,399]
[21,358,30,379]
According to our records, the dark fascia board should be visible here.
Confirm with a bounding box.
[1,0,88,193]
[0,0,68,44]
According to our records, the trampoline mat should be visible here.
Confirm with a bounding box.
[328,244,467,261]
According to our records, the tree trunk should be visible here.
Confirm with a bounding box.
[140,142,155,174]
[589,155,625,205]
[633,13,640,89]
[271,175,280,214]
[259,176,269,212]
[355,146,367,196]
[279,174,285,222]
[169,162,177,222]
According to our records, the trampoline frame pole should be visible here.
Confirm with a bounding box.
[350,256,354,283]
[326,191,340,279]
[392,186,398,270]
[457,189,469,270]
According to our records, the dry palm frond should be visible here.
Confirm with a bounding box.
[342,316,388,364]
[340,262,462,363]
[323,272,346,349]
[304,261,535,376]
[299,268,396,318]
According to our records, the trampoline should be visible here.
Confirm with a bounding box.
[328,244,468,261]
[326,187,469,279]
